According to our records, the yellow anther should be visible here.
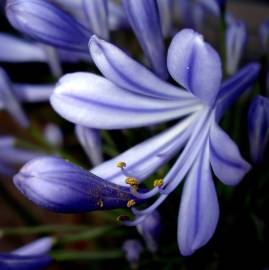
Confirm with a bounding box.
[153,179,164,187]
[125,177,138,186]
[116,161,126,168]
[127,199,136,208]
[116,215,130,222]
[97,199,104,208]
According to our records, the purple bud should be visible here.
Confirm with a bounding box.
[14,156,145,213]
[6,0,91,53]
[137,211,161,253]
[122,240,143,269]
[248,96,269,163]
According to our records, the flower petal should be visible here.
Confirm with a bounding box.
[167,29,222,105]
[209,121,251,185]
[216,63,260,119]
[157,0,174,37]
[248,96,269,163]
[82,0,109,40]
[91,114,196,185]
[6,0,91,52]
[178,143,219,256]
[89,35,194,100]
[75,125,103,166]
[13,156,145,213]
[51,72,202,129]
[0,33,46,62]
[121,0,168,78]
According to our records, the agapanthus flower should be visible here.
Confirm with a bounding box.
[0,66,53,127]
[248,96,269,163]
[137,210,161,253]
[0,237,54,270]
[49,29,259,255]
[122,240,143,270]
[14,156,145,213]
[226,20,247,75]
[75,125,103,166]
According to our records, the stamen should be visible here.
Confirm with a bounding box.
[127,199,136,208]
[125,177,139,186]
[116,161,126,168]
[153,178,164,187]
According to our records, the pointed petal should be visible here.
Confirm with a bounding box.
[216,63,260,119]
[13,84,53,103]
[75,125,103,166]
[0,254,52,270]
[6,0,91,52]
[121,0,168,78]
[51,72,202,129]
[89,35,194,100]
[178,143,219,256]
[12,237,54,256]
[0,67,29,127]
[167,29,222,105]
[0,33,46,62]
[13,156,145,213]
[82,0,109,40]
[226,20,247,75]
[91,115,196,185]
[248,96,269,163]
[209,121,251,185]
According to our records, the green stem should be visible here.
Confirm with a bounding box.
[51,250,123,261]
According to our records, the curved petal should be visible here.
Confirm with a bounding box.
[75,125,103,166]
[121,0,168,78]
[89,35,193,100]
[82,0,109,40]
[13,156,145,213]
[0,254,52,270]
[248,96,269,163]
[6,0,91,52]
[178,143,219,256]
[51,72,202,129]
[0,33,46,62]
[12,237,54,256]
[216,63,260,119]
[167,29,222,105]
[209,121,251,185]
[0,67,29,127]
[91,114,197,185]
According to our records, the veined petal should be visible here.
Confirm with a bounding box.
[91,113,198,185]
[0,33,46,62]
[226,20,247,75]
[178,143,219,256]
[216,63,260,119]
[167,29,222,105]
[0,67,29,127]
[89,35,194,100]
[248,96,269,163]
[51,72,202,129]
[121,0,168,79]
[0,254,52,270]
[209,121,251,185]
[82,0,109,40]
[6,0,91,53]
[13,84,53,103]
[12,237,54,256]
[75,125,103,166]
[13,156,145,213]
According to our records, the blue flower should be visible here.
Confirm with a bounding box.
[0,237,54,270]
[50,28,259,255]
[13,156,146,213]
[248,96,269,164]
[0,66,53,127]
[122,240,143,269]
[226,20,247,75]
